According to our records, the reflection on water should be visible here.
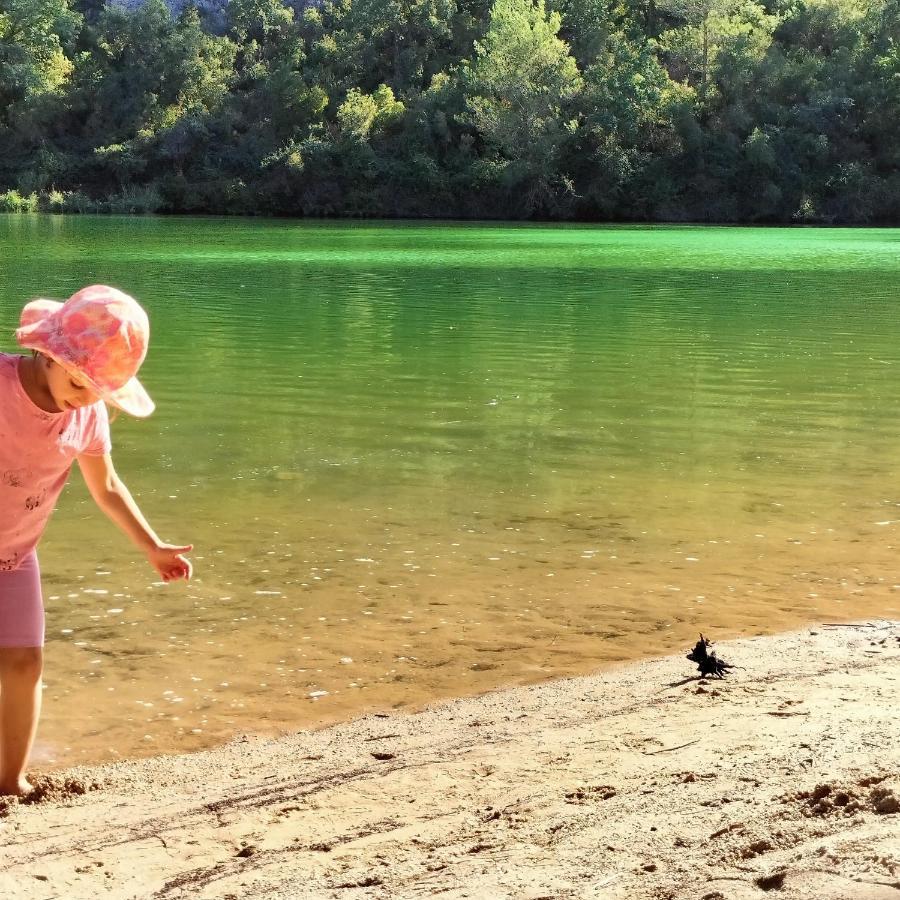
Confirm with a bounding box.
[1,217,899,766]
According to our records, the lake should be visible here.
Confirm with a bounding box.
[1,216,898,766]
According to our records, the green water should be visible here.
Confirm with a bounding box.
[1,216,899,766]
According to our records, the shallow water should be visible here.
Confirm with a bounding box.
[1,216,898,766]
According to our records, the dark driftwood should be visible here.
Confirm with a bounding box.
[686,634,736,678]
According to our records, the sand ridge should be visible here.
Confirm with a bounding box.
[0,622,898,899]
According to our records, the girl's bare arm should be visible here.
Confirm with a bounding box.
[77,452,192,581]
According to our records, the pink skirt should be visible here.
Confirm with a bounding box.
[0,551,44,647]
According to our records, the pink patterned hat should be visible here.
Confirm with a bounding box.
[16,284,154,418]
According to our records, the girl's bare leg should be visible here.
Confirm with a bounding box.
[0,646,43,796]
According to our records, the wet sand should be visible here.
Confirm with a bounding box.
[2,621,898,899]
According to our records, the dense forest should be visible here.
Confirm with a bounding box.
[0,0,898,221]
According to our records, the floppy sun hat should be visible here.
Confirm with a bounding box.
[16,284,155,418]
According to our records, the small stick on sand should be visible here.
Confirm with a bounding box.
[642,739,700,755]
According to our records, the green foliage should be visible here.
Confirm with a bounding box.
[0,189,38,210]
[228,0,293,40]
[337,84,405,139]
[463,0,583,213]
[308,0,457,96]
[0,0,81,116]
[467,0,582,147]
[660,0,779,114]
[0,0,895,221]
[42,188,65,210]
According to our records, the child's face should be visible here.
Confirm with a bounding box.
[44,357,101,411]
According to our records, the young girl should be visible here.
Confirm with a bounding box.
[0,284,193,797]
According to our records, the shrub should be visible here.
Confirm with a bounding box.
[59,192,102,214]
[38,190,68,213]
[106,185,164,214]
[0,191,39,212]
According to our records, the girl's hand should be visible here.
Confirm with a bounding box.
[146,543,194,582]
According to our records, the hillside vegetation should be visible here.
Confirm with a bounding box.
[0,0,897,221]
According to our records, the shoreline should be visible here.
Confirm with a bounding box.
[2,621,898,899]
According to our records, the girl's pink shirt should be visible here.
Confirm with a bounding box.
[0,353,111,571]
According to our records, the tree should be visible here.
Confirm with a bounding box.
[0,0,80,117]
[659,0,777,118]
[227,0,294,49]
[464,0,583,214]
[336,83,404,139]
[339,0,457,93]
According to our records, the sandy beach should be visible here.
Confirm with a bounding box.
[1,622,898,899]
